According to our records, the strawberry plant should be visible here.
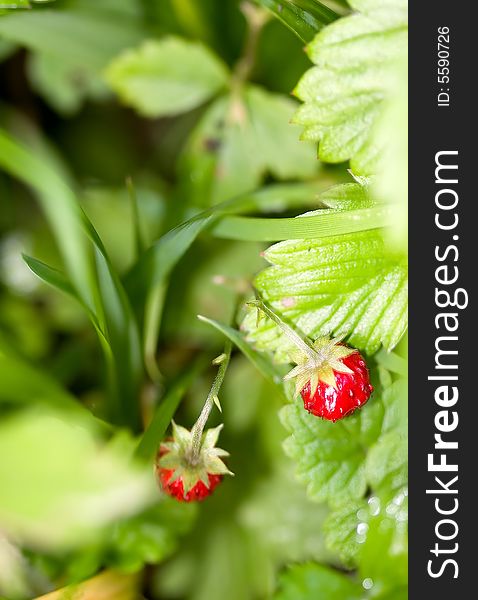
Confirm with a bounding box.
[0,1,407,599]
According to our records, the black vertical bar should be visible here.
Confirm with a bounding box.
[409,3,475,597]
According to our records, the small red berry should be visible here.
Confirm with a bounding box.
[300,349,373,421]
[158,464,222,502]
[155,423,232,502]
[247,300,373,423]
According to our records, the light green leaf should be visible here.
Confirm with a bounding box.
[323,380,407,564]
[239,469,331,564]
[0,7,142,71]
[26,51,108,115]
[108,499,197,571]
[375,379,408,499]
[323,498,367,566]
[280,394,384,505]
[360,486,408,596]
[179,85,317,206]
[242,218,407,357]
[274,563,361,600]
[372,55,408,249]
[0,410,154,550]
[0,6,143,113]
[293,0,408,175]
[211,203,391,241]
[105,37,229,118]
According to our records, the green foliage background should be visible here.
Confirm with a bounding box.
[0,1,407,599]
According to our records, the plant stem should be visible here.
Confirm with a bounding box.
[232,2,270,89]
[248,298,317,360]
[190,341,232,460]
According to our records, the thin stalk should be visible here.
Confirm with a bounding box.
[190,341,232,460]
[126,176,146,259]
[247,299,316,360]
[232,2,270,89]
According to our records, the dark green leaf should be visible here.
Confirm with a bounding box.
[135,357,208,462]
[255,0,339,43]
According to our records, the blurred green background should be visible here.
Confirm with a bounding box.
[0,1,345,599]
[0,0,407,599]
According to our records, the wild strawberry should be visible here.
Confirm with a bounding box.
[296,342,373,421]
[155,344,233,502]
[155,423,231,502]
[249,299,373,422]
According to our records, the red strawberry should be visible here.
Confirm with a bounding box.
[248,299,373,422]
[300,349,373,421]
[155,423,232,502]
[158,464,222,502]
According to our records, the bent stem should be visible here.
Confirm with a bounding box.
[247,298,316,361]
[190,341,232,461]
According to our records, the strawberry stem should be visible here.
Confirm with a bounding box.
[190,341,232,461]
[247,298,317,361]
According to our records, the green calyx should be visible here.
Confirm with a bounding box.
[158,422,233,494]
[284,336,355,396]
[248,299,355,396]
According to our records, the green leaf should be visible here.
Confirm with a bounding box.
[0,339,106,429]
[125,182,332,310]
[239,469,331,564]
[0,5,143,113]
[366,382,408,498]
[179,85,317,206]
[0,7,142,71]
[280,394,384,505]
[0,129,98,315]
[197,315,285,386]
[375,348,407,378]
[254,0,339,43]
[26,50,107,115]
[22,254,76,299]
[323,380,407,564]
[0,410,154,550]
[324,498,368,566]
[105,37,229,118]
[274,563,361,600]
[372,55,408,249]
[0,0,31,7]
[242,222,407,357]
[135,357,208,462]
[108,499,197,571]
[293,0,408,175]
[211,204,391,241]
[0,129,143,427]
[360,486,408,596]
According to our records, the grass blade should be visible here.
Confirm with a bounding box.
[0,128,98,315]
[254,0,339,43]
[125,181,335,308]
[135,357,208,462]
[22,255,76,299]
[210,205,392,241]
[197,315,285,387]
